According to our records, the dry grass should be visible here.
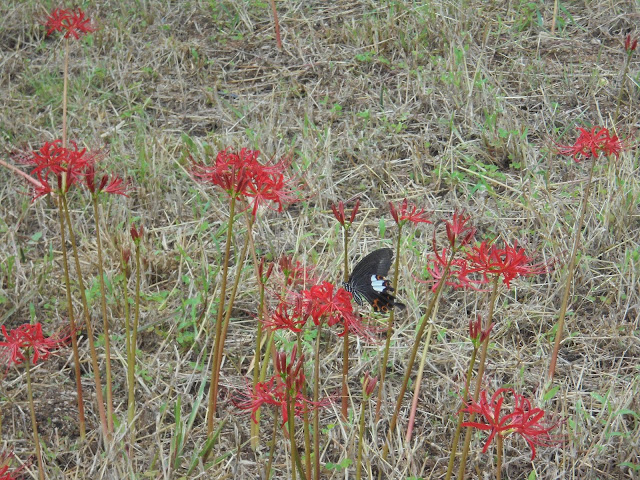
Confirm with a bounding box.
[1,0,640,479]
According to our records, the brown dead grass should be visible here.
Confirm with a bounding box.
[1,0,640,479]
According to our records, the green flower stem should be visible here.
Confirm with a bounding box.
[375,228,402,422]
[121,248,134,435]
[91,195,114,435]
[380,249,453,468]
[25,356,45,480]
[313,322,324,480]
[548,155,597,382]
[211,216,251,424]
[62,193,109,439]
[128,232,143,444]
[56,195,86,439]
[405,302,439,443]
[497,435,504,480]
[444,344,479,480]
[297,334,312,479]
[355,391,371,480]
[341,223,350,421]
[265,408,279,479]
[457,275,499,480]
[206,195,237,434]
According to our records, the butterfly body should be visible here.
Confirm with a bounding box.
[342,248,406,313]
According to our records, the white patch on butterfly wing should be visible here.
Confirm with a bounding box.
[370,275,387,293]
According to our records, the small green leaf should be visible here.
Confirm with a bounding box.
[542,385,559,402]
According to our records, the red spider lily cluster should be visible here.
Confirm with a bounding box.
[0,323,69,367]
[625,34,638,54]
[389,198,431,226]
[192,148,299,216]
[331,199,360,227]
[466,240,547,288]
[557,127,622,162]
[0,450,27,480]
[461,388,561,460]
[234,346,327,425]
[302,282,377,341]
[21,140,126,200]
[44,8,95,39]
[263,298,307,333]
[425,213,545,292]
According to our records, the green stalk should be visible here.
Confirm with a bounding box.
[444,343,479,480]
[211,217,251,423]
[207,195,237,434]
[457,275,499,480]
[62,194,109,438]
[375,228,402,422]
[312,322,324,480]
[297,335,311,480]
[91,195,114,434]
[121,248,134,434]
[405,302,438,443]
[355,390,369,480]
[380,249,453,467]
[547,155,597,382]
[25,356,45,480]
[265,408,279,479]
[56,195,86,439]
[341,222,350,421]
[496,435,503,480]
[129,232,143,443]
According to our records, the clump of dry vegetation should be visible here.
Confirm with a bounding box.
[1,1,639,479]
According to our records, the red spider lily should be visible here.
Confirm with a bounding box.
[278,255,315,288]
[234,348,328,425]
[466,240,546,289]
[84,162,128,196]
[424,247,484,292]
[302,282,357,328]
[389,198,432,226]
[44,8,95,40]
[246,158,299,216]
[625,34,638,54]
[130,223,144,242]
[557,126,623,162]
[0,323,69,367]
[263,298,308,333]
[468,315,494,347]
[24,140,92,198]
[331,199,360,227]
[444,210,476,248]
[257,257,275,284]
[362,372,378,398]
[193,148,299,215]
[461,388,561,460]
[0,450,27,480]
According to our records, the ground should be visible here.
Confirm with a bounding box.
[0,1,639,479]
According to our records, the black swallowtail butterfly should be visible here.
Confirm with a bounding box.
[342,247,406,313]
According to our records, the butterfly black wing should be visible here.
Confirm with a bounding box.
[344,248,405,313]
[348,248,393,288]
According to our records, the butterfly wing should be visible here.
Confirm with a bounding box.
[346,248,405,312]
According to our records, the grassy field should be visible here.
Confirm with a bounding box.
[1,1,639,479]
